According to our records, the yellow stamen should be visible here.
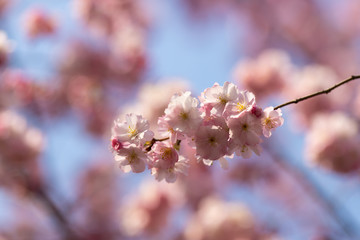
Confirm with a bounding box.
[162,148,173,160]
[236,102,246,111]
[128,125,138,137]
[128,152,137,163]
[218,96,228,105]
[180,112,189,120]
[264,118,274,129]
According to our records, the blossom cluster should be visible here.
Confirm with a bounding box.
[305,112,360,174]
[111,82,284,182]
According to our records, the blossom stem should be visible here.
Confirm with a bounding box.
[274,75,360,110]
[145,137,169,151]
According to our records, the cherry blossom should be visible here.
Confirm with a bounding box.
[223,90,256,119]
[163,91,202,136]
[195,125,229,161]
[112,113,154,146]
[114,144,147,173]
[200,81,239,115]
[150,155,189,183]
[262,107,284,138]
[110,82,284,182]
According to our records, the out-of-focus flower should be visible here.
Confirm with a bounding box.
[59,44,109,81]
[183,196,275,240]
[120,181,184,236]
[73,0,149,37]
[76,163,120,239]
[233,49,292,100]
[286,65,349,128]
[352,85,360,119]
[23,9,56,38]
[0,110,44,192]
[121,79,190,132]
[178,146,215,209]
[0,110,44,162]
[0,31,13,67]
[0,0,9,16]
[305,112,360,174]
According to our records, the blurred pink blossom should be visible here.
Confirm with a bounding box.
[0,31,12,67]
[305,112,360,174]
[120,181,184,236]
[233,49,292,100]
[23,9,56,38]
[286,65,349,128]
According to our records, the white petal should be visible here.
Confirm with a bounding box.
[218,157,229,170]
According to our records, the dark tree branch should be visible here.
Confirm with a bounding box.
[274,75,360,110]
[145,137,169,151]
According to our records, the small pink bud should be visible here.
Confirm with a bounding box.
[251,105,263,118]
[111,138,123,151]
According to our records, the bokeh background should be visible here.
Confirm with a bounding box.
[1,0,360,239]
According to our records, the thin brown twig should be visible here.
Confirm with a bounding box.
[274,75,360,110]
[33,187,81,240]
[145,137,169,151]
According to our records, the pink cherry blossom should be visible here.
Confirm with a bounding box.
[150,141,179,169]
[195,125,229,160]
[115,144,147,173]
[262,107,284,138]
[149,140,188,183]
[223,90,255,119]
[151,156,189,183]
[157,116,185,144]
[112,113,154,146]
[200,81,239,115]
[110,81,285,182]
[227,111,262,158]
[163,91,202,136]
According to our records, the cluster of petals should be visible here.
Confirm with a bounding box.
[111,82,284,182]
